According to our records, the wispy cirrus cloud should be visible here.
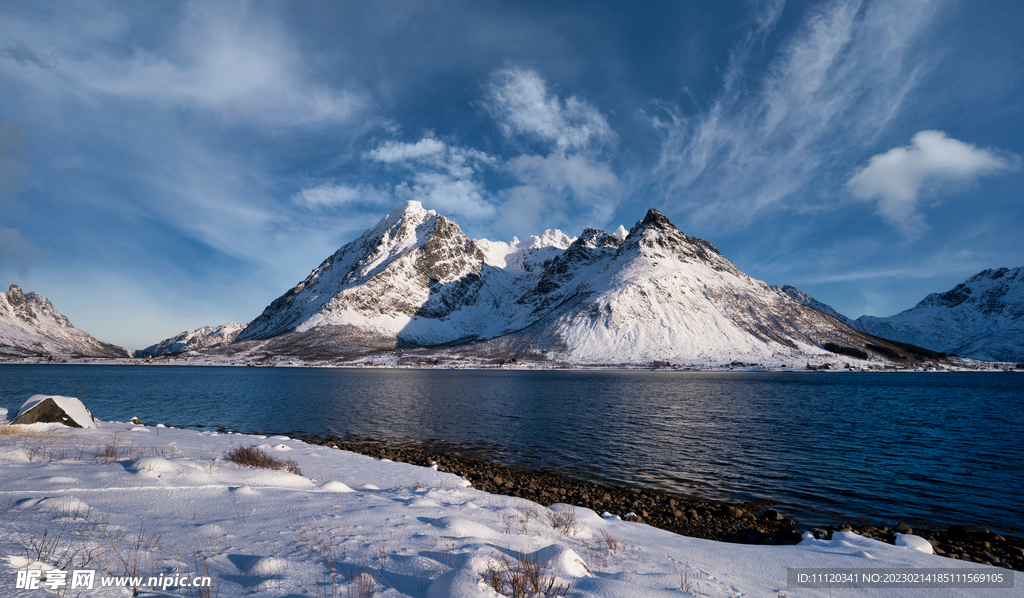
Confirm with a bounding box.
[847,130,1019,237]
[654,0,940,230]
[66,1,364,126]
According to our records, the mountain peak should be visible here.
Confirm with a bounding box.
[640,208,677,230]
[398,200,426,214]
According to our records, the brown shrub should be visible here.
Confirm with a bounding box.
[225,446,303,476]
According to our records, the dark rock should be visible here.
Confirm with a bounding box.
[894,522,913,534]
[948,524,989,539]
[129,417,144,425]
[781,530,805,544]
[761,509,784,521]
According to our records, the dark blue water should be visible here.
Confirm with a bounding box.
[2,365,1022,535]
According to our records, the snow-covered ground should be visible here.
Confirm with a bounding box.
[1,418,1017,597]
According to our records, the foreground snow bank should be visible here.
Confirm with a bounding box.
[0,421,1017,597]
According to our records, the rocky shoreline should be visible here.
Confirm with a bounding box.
[295,434,1022,570]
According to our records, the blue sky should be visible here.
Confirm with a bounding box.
[1,0,1022,350]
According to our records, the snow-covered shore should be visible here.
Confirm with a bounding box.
[1,420,1018,597]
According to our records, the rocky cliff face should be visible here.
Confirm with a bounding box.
[228,202,906,364]
[0,285,131,358]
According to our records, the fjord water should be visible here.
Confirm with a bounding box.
[2,366,1021,534]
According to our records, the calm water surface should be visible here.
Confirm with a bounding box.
[2,365,1021,534]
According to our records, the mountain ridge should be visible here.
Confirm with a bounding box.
[214,202,912,365]
[0,284,132,358]
[783,267,1024,361]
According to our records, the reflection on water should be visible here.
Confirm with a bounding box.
[1,365,1021,534]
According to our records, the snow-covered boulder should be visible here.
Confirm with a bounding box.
[10,395,97,428]
[895,533,935,554]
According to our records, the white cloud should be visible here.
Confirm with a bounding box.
[508,154,617,198]
[368,138,446,163]
[395,173,496,220]
[486,67,614,153]
[292,184,389,209]
[847,131,1018,237]
[364,69,623,234]
[494,185,565,239]
[654,0,942,230]
[367,137,497,220]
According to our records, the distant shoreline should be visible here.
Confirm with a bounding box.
[2,357,1021,372]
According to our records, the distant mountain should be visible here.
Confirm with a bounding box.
[778,285,859,328]
[0,285,131,358]
[231,201,906,364]
[140,322,247,356]
[783,268,1024,362]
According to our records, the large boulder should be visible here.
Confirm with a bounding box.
[10,395,97,428]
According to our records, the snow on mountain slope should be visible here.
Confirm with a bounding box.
[852,268,1024,361]
[233,203,900,364]
[140,322,247,356]
[0,284,131,358]
[237,202,579,356]
[487,209,882,364]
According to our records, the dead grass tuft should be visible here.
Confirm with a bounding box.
[546,505,583,536]
[482,552,571,597]
[225,445,303,476]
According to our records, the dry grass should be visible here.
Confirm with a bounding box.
[545,505,583,536]
[482,552,572,597]
[597,529,619,555]
[225,446,302,476]
[95,434,141,463]
[0,425,52,438]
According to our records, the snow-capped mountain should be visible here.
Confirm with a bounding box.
[140,322,247,356]
[783,268,1024,362]
[233,201,905,364]
[778,285,859,328]
[0,284,131,358]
